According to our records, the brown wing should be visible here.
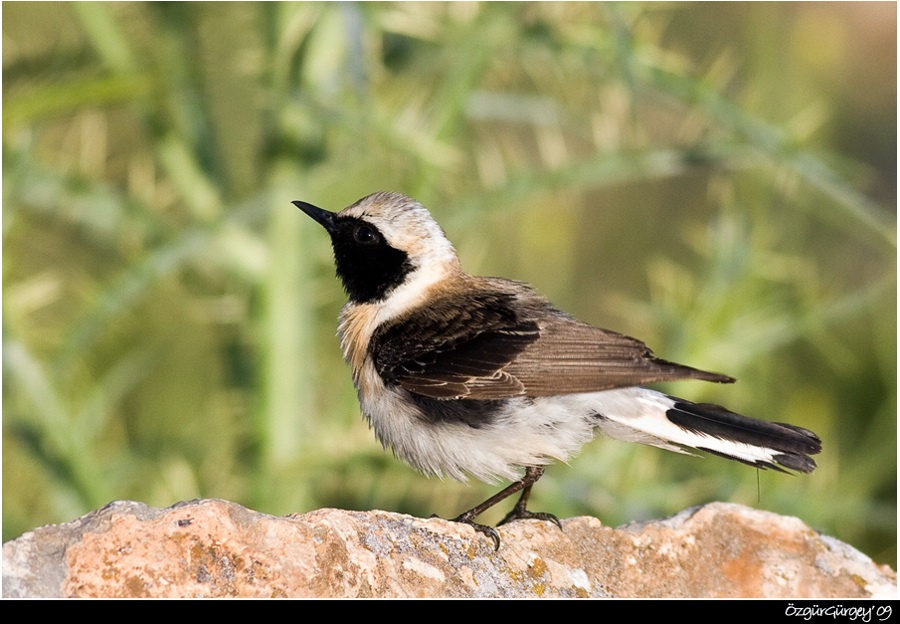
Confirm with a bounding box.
[496,317,734,396]
[370,284,733,400]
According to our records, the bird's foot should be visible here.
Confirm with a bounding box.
[434,466,555,550]
[498,501,563,529]
[450,511,502,551]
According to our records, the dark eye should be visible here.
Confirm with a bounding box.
[354,225,378,245]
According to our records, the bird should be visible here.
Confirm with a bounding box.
[293,191,822,549]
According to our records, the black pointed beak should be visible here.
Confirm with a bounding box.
[293,200,336,232]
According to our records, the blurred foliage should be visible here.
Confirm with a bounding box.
[3,2,895,567]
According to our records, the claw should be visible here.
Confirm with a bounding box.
[499,504,563,530]
[452,514,502,550]
[430,466,562,550]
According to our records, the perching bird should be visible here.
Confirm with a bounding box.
[294,191,821,549]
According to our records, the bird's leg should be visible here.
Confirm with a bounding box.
[497,466,562,529]
[498,466,562,528]
[450,465,560,550]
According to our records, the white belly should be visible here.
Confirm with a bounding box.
[358,377,599,483]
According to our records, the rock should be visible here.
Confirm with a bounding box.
[2,499,894,598]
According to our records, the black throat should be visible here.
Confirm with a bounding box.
[328,216,414,304]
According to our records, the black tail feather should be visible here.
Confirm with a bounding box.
[666,400,822,473]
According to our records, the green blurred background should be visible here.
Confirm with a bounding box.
[3,2,896,567]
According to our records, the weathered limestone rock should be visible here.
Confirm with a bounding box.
[3,499,895,598]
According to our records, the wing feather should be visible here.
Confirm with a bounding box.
[369,281,733,400]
